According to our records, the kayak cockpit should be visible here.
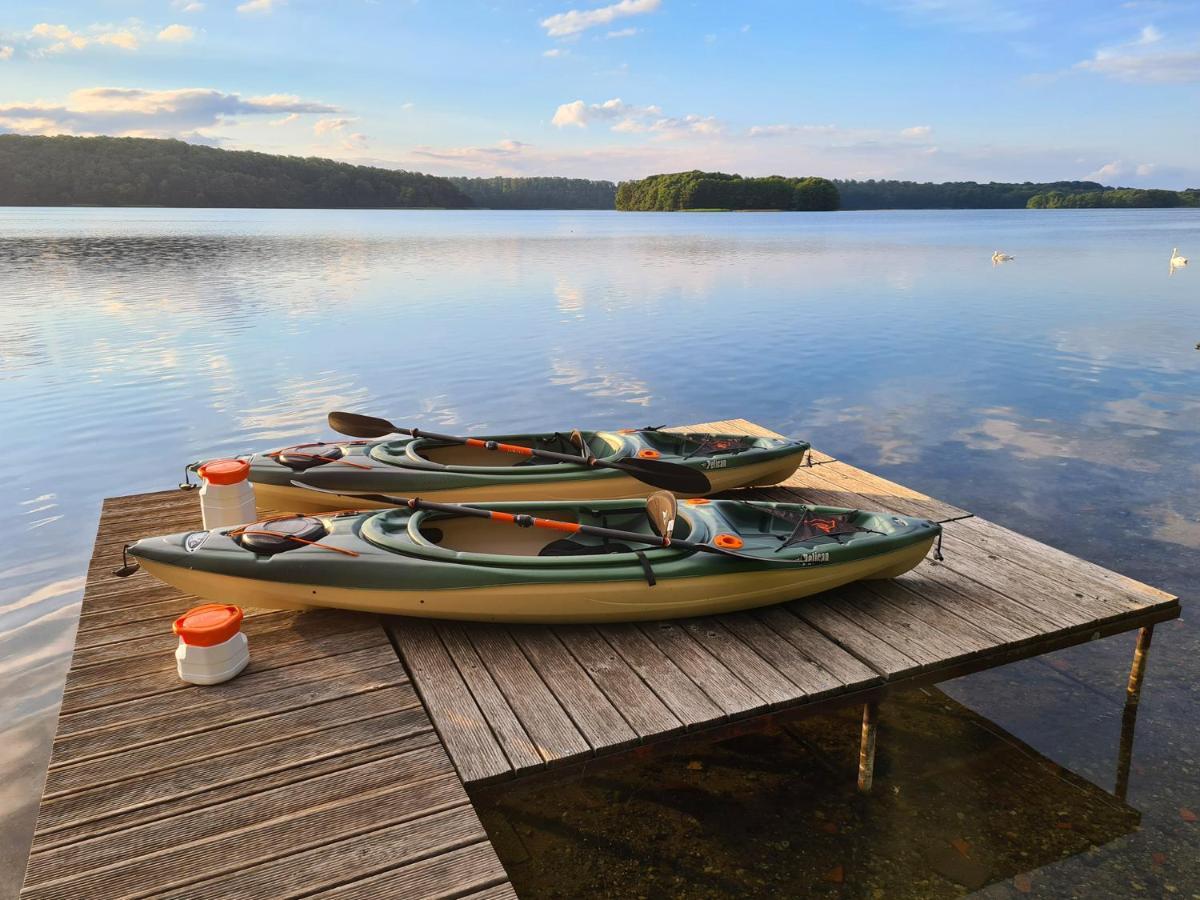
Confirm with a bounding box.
[360,503,698,565]
[370,431,626,471]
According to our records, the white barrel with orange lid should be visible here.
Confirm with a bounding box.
[198,458,257,529]
[173,604,250,685]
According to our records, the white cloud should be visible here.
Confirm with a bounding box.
[1088,159,1160,182]
[901,125,933,137]
[541,0,659,38]
[269,112,300,126]
[606,27,638,38]
[341,132,368,151]
[314,116,355,135]
[1137,24,1163,44]
[400,101,415,110]
[553,98,724,139]
[30,22,140,53]
[0,86,339,139]
[157,24,195,42]
[543,48,567,57]
[172,0,206,10]
[1076,28,1200,83]
[0,46,13,61]
[237,0,284,15]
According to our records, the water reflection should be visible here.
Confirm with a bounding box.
[1,207,1198,897]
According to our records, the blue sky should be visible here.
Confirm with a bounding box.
[1,0,1198,185]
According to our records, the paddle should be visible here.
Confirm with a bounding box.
[290,481,820,566]
[326,410,711,495]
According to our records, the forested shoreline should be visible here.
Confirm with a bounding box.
[838,179,1200,209]
[0,135,474,208]
[1,135,1195,211]
[616,171,839,211]
[449,176,615,209]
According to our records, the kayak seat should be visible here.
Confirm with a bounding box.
[538,539,633,557]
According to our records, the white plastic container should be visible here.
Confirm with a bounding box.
[198,458,257,529]
[172,604,250,685]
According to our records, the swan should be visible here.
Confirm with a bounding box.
[1170,248,1188,267]
[992,250,1014,263]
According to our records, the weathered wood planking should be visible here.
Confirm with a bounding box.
[386,419,1180,786]
[21,494,513,900]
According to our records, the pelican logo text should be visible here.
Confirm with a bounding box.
[702,459,728,470]
[798,551,830,563]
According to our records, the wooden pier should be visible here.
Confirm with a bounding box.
[19,421,1179,897]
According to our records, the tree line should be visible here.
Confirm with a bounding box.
[835,179,1115,209]
[1026,188,1200,208]
[0,135,474,208]
[615,171,840,211]
[448,176,616,209]
[2,136,1195,211]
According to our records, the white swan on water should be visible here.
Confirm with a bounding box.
[1170,248,1188,267]
[992,250,1014,263]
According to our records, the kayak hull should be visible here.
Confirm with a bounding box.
[129,498,939,624]
[248,454,807,512]
[230,429,810,511]
[135,537,934,623]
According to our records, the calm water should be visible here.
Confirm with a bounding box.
[1,208,1196,897]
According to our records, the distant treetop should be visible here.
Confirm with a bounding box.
[616,171,839,211]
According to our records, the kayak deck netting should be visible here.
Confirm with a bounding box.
[20,420,1180,898]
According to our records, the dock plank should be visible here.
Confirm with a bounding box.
[386,617,514,785]
[553,625,684,739]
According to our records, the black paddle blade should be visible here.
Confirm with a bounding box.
[610,457,711,494]
[327,410,397,438]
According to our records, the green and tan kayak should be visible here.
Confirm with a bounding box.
[209,428,810,511]
[128,498,939,623]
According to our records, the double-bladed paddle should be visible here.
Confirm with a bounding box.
[290,482,822,566]
[325,410,711,495]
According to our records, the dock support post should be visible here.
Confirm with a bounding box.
[1115,625,1154,801]
[857,701,879,794]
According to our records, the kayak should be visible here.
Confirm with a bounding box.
[127,498,939,623]
[206,429,810,511]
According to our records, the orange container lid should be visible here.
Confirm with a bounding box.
[173,604,244,646]
[199,458,250,485]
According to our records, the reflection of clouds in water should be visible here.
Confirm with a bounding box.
[549,356,655,407]
[555,279,584,317]
[1089,392,1200,433]
[1149,508,1200,550]
[238,373,371,441]
[955,407,1160,473]
[1051,322,1195,376]
[801,385,954,467]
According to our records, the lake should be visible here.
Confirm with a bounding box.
[1,207,1196,897]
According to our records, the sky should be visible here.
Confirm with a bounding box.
[1,0,1199,186]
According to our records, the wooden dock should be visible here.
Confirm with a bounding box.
[20,495,515,900]
[19,420,1179,897]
